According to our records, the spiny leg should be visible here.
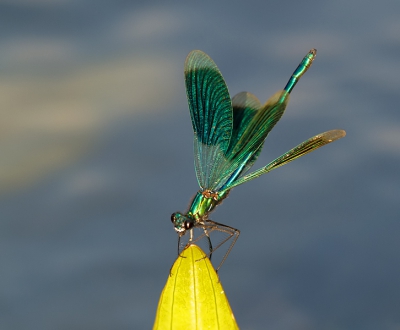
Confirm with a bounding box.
[204,227,213,261]
[203,219,240,272]
[182,228,195,251]
[189,227,214,263]
[182,221,239,271]
[176,228,195,258]
[177,235,181,256]
[171,229,193,276]
[170,235,183,277]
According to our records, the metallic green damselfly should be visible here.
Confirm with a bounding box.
[171,49,345,271]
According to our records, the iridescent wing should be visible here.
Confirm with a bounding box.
[220,90,290,190]
[219,49,318,190]
[221,129,346,192]
[225,92,262,180]
[228,92,261,154]
[184,50,233,190]
[185,49,333,192]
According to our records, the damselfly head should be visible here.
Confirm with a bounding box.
[171,212,194,234]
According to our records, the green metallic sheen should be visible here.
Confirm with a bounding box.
[188,190,230,220]
[171,48,345,271]
[284,49,316,93]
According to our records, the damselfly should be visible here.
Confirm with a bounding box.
[171,49,345,271]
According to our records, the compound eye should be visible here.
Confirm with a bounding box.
[184,220,194,230]
[170,213,176,223]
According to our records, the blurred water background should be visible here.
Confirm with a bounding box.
[1,1,399,329]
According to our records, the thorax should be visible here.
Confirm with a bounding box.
[187,189,229,220]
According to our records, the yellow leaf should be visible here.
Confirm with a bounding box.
[153,244,239,330]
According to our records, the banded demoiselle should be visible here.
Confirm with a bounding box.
[171,49,345,271]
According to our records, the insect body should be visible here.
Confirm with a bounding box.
[171,49,345,271]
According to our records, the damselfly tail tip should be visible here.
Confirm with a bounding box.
[306,49,317,62]
[322,129,346,142]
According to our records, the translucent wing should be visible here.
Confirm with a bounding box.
[185,50,233,190]
[228,92,261,153]
[221,129,346,192]
[185,49,321,192]
[220,90,290,190]
[219,49,318,190]
[212,92,262,189]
